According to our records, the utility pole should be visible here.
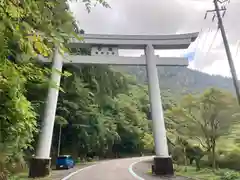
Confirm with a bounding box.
[57,124,62,157]
[205,0,240,105]
[56,123,90,157]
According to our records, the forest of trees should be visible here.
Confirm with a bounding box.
[1,0,240,180]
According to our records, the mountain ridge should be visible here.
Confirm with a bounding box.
[118,66,236,95]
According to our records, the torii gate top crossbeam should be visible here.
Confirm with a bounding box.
[69,32,198,49]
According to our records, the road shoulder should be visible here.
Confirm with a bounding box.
[132,159,191,180]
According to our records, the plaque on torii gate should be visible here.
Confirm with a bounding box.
[29,32,198,178]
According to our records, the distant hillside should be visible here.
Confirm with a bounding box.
[118,66,235,95]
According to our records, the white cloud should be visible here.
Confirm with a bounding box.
[201,42,240,77]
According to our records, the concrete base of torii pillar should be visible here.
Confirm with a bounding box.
[29,159,51,178]
[145,44,174,176]
[152,157,174,176]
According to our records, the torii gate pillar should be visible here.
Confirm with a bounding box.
[29,49,63,178]
[145,44,173,175]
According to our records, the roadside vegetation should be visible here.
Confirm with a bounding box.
[1,0,240,180]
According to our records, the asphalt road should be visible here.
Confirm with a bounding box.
[67,157,148,180]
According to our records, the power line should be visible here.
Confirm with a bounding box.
[203,28,220,59]
[192,28,212,62]
[200,28,211,51]
[193,14,218,62]
[235,40,240,58]
[186,11,216,63]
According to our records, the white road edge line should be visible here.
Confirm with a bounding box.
[128,157,147,180]
[62,157,151,180]
[61,164,97,180]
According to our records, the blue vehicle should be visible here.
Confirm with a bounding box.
[56,155,75,169]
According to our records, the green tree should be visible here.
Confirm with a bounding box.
[141,133,154,153]
[46,64,154,160]
[0,0,109,177]
[166,88,237,170]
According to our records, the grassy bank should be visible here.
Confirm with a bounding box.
[175,165,240,180]
[9,172,51,180]
[12,160,98,180]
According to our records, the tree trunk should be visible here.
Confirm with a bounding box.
[183,147,187,166]
[212,140,216,170]
[183,147,188,172]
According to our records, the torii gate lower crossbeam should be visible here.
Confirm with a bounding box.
[29,33,198,178]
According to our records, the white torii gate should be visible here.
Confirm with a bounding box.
[29,33,198,178]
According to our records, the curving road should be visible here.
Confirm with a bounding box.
[65,157,150,180]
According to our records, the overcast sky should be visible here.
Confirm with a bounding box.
[69,0,240,77]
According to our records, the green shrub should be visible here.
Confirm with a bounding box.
[198,149,240,171]
[172,145,185,165]
[218,171,240,180]
[218,149,240,171]
[173,164,182,172]
[75,157,81,164]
